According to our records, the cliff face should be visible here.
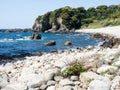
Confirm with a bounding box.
[32,21,42,32]
[32,18,68,32]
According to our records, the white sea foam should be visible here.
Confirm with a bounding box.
[0,36,30,42]
[73,34,80,36]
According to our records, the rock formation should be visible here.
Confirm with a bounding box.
[30,33,41,40]
[64,41,72,46]
[32,21,42,32]
[44,40,56,46]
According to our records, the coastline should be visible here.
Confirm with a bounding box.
[76,25,120,38]
[0,26,120,90]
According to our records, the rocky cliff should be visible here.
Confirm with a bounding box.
[32,18,68,32]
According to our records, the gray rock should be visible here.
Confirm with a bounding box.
[63,86,74,90]
[40,84,48,90]
[0,77,9,89]
[4,63,15,74]
[54,76,64,82]
[59,79,75,86]
[28,87,40,90]
[56,86,74,90]
[47,86,55,90]
[1,82,27,90]
[97,65,117,74]
[111,76,120,90]
[88,79,111,90]
[43,70,55,81]
[70,76,79,81]
[80,71,110,85]
[18,73,44,88]
[47,80,56,86]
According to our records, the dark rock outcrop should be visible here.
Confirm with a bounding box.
[32,18,68,32]
[30,34,41,40]
[44,40,56,46]
[101,37,120,48]
[93,33,104,38]
[64,41,72,46]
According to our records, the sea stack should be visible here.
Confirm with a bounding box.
[30,33,41,40]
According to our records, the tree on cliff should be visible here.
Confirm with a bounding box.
[33,4,120,32]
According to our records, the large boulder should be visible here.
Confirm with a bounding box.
[44,40,56,46]
[88,79,111,90]
[64,41,72,46]
[30,34,41,40]
[80,71,110,85]
[17,67,44,88]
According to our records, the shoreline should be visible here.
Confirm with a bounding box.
[76,25,120,38]
[0,26,120,90]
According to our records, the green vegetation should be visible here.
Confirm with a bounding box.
[35,5,120,31]
[56,63,86,77]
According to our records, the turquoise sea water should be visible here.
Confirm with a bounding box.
[0,32,103,55]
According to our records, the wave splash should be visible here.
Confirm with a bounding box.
[0,36,31,42]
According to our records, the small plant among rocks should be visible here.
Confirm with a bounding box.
[61,63,86,77]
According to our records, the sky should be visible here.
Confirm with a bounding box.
[0,0,120,29]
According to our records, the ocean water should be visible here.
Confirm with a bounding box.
[0,32,103,55]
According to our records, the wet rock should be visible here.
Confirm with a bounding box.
[30,34,41,40]
[64,41,72,46]
[44,40,56,46]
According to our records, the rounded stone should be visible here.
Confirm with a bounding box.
[70,76,79,81]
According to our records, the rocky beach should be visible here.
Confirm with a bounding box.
[0,26,120,90]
